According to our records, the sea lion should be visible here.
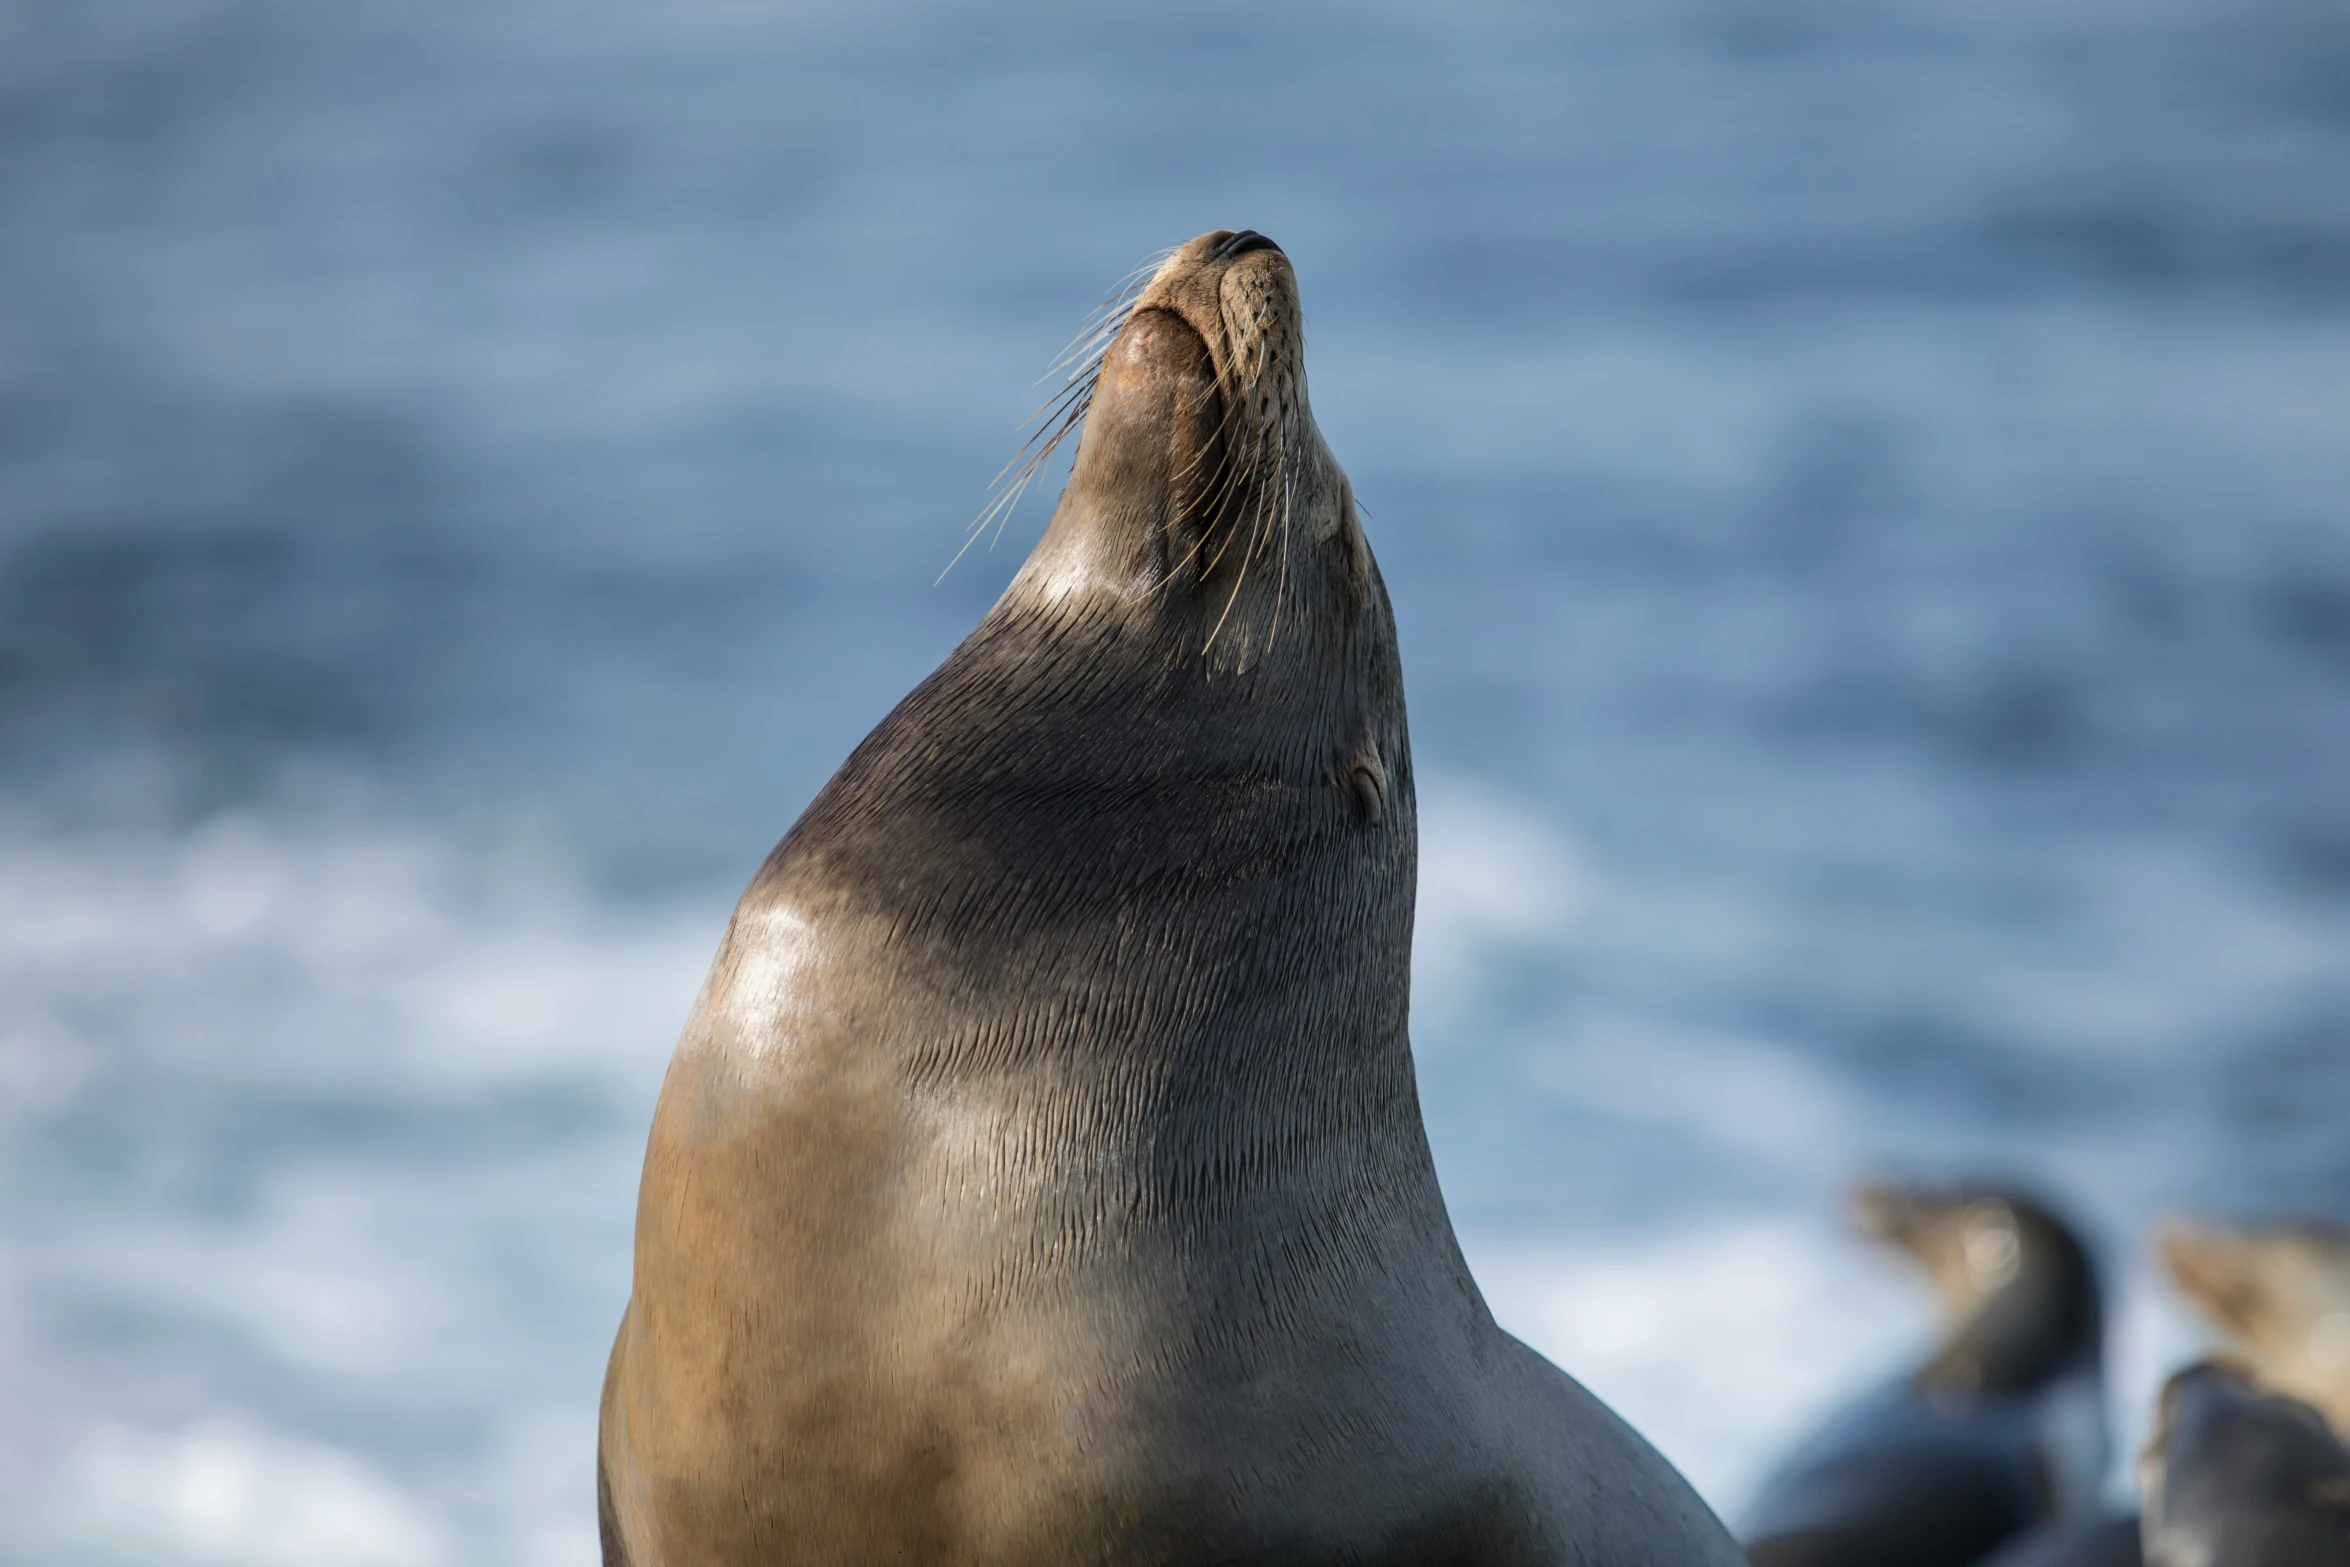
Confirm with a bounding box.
[2158,1217,2350,1435]
[596,231,1742,1566]
[2139,1359,2350,1567]
[1741,1181,2111,1567]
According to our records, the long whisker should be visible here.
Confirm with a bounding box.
[1197,335,1275,585]
[1264,440,1298,655]
[938,374,1097,582]
[1256,332,1312,659]
[1159,359,1266,593]
[1202,335,1286,658]
[1201,511,1255,656]
[942,251,1171,582]
[1040,255,1166,382]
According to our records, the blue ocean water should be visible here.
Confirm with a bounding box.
[3,1,2348,1560]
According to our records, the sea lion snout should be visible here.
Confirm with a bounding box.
[2156,1218,2257,1330]
[1020,228,1354,650]
[1847,1179,1910,1241]
[1206,228,1283,260]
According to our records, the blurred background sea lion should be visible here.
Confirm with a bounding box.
[1741,1183,2110,1567]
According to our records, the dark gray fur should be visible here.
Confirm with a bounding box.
[1980,1514,2141,1567]
[2142,1361,2350,1567]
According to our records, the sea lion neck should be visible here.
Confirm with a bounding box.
[709,591,1426,1261]
[722,234,1418,1187]
[754,589,1417,1100]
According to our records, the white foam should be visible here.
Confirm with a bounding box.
[473,1410,604,1567]
[2108,1266,2217,1497]
[1521,1009,1864,1173]
[0,1015,93,1121]
[0,812,682,1558]
[1413,775,1588,1024]
[0,813,714,1095]
[1464,1217,1926,1514]
[50,1417,452,1567]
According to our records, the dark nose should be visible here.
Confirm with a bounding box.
[1208,230,1282,261]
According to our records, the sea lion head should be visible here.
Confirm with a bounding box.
[2158,1217,2350,1432]
[731,226,1415,1171]
[1850,1180,2103,1397]
[755,229,1411,1069]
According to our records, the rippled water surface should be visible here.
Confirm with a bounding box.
[5,2,2349,1561]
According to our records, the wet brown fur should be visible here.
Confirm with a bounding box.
[597,233,1741,1566]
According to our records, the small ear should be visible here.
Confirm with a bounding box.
[1345,735,1388,825]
